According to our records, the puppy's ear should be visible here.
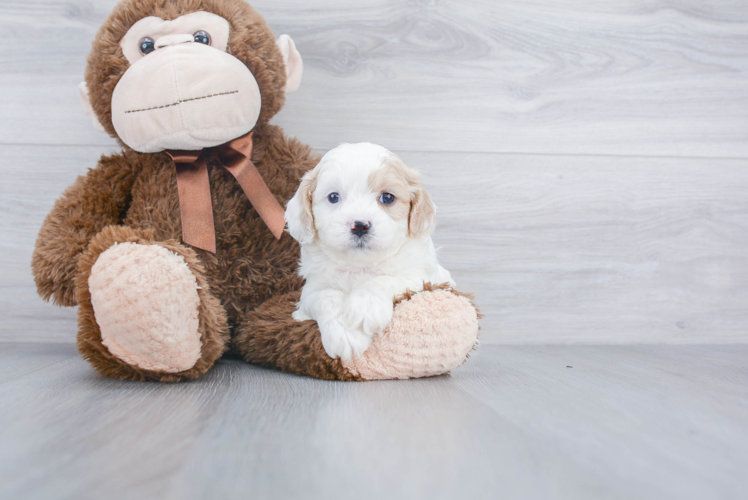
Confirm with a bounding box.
[286,169,317,244]
[408,179,437,238]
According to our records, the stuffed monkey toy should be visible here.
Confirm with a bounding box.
[31,0,479,382]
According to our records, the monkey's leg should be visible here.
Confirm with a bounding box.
[233,284,479,381]
[233,291,361,380]
[75,226,230,382]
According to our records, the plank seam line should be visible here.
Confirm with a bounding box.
[1,144,747,161]
[0,356,76,387]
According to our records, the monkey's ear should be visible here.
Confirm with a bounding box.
[78,82,106,133]
[276,34,303,93]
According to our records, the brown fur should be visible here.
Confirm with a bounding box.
[86,0,288,145]
[35,118,336,382]
[233,291,362,381]
[31,151,142,306]
[31,0,476,383]
[30,0,352,382]
[75,225,230,381]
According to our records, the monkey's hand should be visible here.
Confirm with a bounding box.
[32,152,139,306]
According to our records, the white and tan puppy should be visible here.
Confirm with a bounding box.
[285,143,455,360]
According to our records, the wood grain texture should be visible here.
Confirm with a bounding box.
[0,0,746,156]
[4,145,747,343]
[407,151,748,344]
[1,1,747,343]
[0,145,114,342]
[0,343,746,500]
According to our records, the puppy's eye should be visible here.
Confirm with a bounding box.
[379,192,395,205]
[327,193,340,204]
[139,37,155,55]
[193,31,211,45]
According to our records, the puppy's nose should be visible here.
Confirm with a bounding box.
[351,221,371,237]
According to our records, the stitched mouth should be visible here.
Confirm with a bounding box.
[124,90,239,114]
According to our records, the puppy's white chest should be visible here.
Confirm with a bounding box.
[336,265,383,293]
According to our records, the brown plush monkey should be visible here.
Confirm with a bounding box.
[31,0,479,382]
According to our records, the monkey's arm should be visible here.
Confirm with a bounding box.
[31,152,140,306]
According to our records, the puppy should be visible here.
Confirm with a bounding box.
[285,143,455,360]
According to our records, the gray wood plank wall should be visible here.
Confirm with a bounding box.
[1,0,747,344]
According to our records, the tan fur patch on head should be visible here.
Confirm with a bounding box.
[368,155,436,237]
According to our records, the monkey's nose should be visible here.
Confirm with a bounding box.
[351,221,371,238]
[155,34,194,49]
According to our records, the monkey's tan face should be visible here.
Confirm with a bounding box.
[108,12,264,153]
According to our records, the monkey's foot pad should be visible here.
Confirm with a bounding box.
[88,242,202,373]
[343,288,479,380]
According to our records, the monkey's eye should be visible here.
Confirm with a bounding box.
[379,193,395,205]
[193,31,211,45]
[327,193,340,204]
[139,37,155,55]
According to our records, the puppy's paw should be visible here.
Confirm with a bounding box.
[292,309,311,322]
[319,319,373,361]
[346,327,374,359]
[319,319,354,360]
[343,288,394,337]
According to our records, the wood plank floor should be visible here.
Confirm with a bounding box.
[0,343,746,500]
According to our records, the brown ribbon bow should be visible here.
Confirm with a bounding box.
[166,132,285,253]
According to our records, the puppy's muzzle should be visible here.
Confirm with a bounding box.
[351,221,371,238]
